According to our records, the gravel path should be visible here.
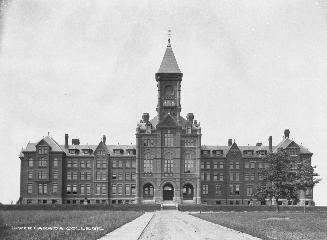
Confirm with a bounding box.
[138,210,260,240]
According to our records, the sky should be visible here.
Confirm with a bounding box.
[0,0,326,205]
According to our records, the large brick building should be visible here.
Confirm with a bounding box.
[19,39,314,206]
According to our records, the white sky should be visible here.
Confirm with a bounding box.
[0,0,327,205]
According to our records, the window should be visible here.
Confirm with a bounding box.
[72,184,77,194]
[28,183,33,194]
[219,162,224,169]
[96,160,101,168]
[96,184,106,195]
[215,184,222,194]
[38,157,47,167]
[258,162,263,169]
[235,173,240,181]
[38,183,47,194]
[80,160,85,168]
[229,162,234,169]
[125,184,131,195]
[86,172,91,180]
[112,172,117,180]
[86,184,91,195]
[201,162,205,169]
[144,153,153,173]
[117,184,123,195]
[184,153,194,173]
[126,159,131,168]
[250,162,255,169]
[244,173,250,181]
[205,162,210,169]
[112,160,117,168]
[72,160,78,168]
[52,183,58,194]
[96,171,107,181]
[247,185,253,196]
[38,147,48,154]
[184,139,194,146]
[213,161,218,169]
[235,162,239,169]
[125,172,130,181]
[258,173,263,181]
[251,173,255,181]
[72,172,77,180]
[131,184,136,195]
[67,171,71,180]
[230,184,240,195]
[118,160,123,168]
[118,172,123,180]
[86,160,91,168]
[132,160,136,168]
[28,171,33,180]
[217,173,223,181]
[213,172,218,181]
[164,130,174,147]
[67,160,72,168]
[202,184,209,194]
[201,172,204,180]
[164,153,173,173]
[143,183,154,198]
[131,172,136,181]
[80,184,85,194]
[38,170,47,180]
[66,185,71,194]
[186,126,192,134]
[53,158,58,167]
[144,139,154,146]
[245,162,249,168]
[53,170,58,180]
[28,158,34,167]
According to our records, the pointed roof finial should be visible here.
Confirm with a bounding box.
[167,29,171,47]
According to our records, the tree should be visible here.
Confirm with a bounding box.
[255,149,319,212]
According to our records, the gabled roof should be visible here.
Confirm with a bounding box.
[157,44,181,74]
[36,136,65,152]
[157,113,179,128]
[273,138,312,154]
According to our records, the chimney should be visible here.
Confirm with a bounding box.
[72,139,80,145]
[186,113,194,123]
[284,129,290,139]
[65,134,69,148]
[103,135,106,144]
[142,113,149,123]
[228,139,232,146]
[268,136,272,153]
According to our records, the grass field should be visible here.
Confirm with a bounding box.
[194,210,327,240]
[0,210,143,240]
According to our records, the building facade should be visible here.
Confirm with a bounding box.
[19,39,314,206]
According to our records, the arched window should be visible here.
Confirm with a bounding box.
[183,184,194,200]
[143,183,154,199]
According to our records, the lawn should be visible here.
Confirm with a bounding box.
[0,210,143,240]
[193,210,327,240]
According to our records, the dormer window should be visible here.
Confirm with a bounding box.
[97,150,105,156]
[256,150,267,156]
[243,150,254,155]
[113,149,124,155]
[69,149,79,155]
[127,149,136,155]
[83,149,90,155]
[213,150,223,156]
[201,150,210,156]
[146,125,151,134]
[186,126,192,134]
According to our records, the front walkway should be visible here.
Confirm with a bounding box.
[99,210,261,240]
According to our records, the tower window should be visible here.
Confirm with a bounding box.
[164,130,174,147]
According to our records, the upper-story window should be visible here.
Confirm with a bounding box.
[113,149,123,155]
[164,152,173,173]
[53,158,58,168]
[184,139,194,147]
[243,150,254,155]
[186,126,192,134]
[97,150,106,156]
[144,153,153,173]
[38,147,48,155]
[201,150,210,156]
[144,139,154,147]
[164,130,174,147]
[38,157,47,167]
[28,158,34,168]
[184,153,194,173]
[288,148,299,156]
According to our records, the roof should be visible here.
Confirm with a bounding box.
[273,137,312,154]
[201,145,276,158]
[157,44,181,73]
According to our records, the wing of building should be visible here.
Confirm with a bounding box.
[19,39,314,206]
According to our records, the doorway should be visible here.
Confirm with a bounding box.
[163,183,174,201]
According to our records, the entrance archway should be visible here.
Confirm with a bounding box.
[182,183,194,200]
[162,183,174,201]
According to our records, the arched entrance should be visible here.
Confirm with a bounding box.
[182,183,194,200]
[143,183,154,200]
[162,183,174,201]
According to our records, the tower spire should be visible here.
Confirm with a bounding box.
[167,29,171,47]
